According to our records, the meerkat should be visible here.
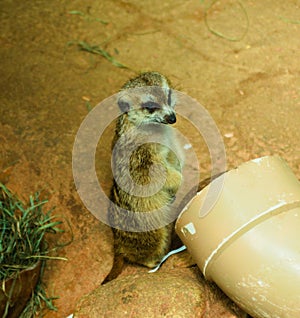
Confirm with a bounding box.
[102,72,183,284]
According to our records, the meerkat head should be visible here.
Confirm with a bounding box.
[117,72,177,126]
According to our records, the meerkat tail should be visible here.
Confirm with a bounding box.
[101,254,125,285]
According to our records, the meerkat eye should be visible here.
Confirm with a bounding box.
[141,101,161,113]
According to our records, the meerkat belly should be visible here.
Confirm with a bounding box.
[109,180,176,267]
[109,183,176,232]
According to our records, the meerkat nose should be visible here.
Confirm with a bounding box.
[164,112,176,124]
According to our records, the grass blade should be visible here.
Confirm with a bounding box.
[78,41,129,69]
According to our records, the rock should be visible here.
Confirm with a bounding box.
[74,268,248,318]
[42,190,114,318]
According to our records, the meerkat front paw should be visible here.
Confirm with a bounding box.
[166,150,182,172]
[165,168,182,196]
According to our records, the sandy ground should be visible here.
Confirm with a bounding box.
[1,0,299,316]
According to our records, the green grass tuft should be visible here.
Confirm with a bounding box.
[0,184,66,280]
[0,183,71,317]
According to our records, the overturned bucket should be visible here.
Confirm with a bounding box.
[175,156,300,318]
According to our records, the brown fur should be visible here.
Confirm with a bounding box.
[102,72,182,284]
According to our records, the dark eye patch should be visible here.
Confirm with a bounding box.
[141,101,161,113]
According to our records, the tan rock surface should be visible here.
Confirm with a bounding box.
[75,268,247,318]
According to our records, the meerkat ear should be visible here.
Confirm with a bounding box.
[117,95,131,113]
[118,99,130,113]
[167,89,177,108]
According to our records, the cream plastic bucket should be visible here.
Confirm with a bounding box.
[175,156,300,318]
